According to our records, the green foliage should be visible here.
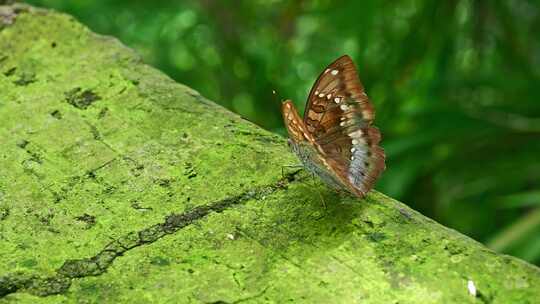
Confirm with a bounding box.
[25,0,540,265]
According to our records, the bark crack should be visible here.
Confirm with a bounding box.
[0,170,301,298]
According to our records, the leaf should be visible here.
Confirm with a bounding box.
[495,190,540,209]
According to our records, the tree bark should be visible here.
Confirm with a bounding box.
[0,4,538,303]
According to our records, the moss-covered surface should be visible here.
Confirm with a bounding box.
[0,4,538,303]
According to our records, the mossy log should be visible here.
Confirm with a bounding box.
[0,4,539,304]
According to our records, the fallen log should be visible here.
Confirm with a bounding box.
[0,4,538,303]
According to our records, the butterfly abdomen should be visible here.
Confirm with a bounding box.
[289,141,345,191]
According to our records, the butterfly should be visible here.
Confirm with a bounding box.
[281,55,385,198]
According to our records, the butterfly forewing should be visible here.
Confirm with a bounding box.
[303,55,373,124]
[282,55,385,198]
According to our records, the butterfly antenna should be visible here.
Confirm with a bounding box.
[272,89,284,105]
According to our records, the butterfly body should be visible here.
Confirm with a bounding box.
[281,55,385,198]
[287,138,345,192]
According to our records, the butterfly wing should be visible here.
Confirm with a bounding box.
[282,100,314,146]
[282,100,350,191]
[302,55,385,197]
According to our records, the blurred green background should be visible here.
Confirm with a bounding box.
[24,0,540,265]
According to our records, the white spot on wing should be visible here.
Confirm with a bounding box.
[351,138,365,145]
[334,97,341,103]
[349,130,363,138]
[340,104,349,111]
[331,69,339,75]
[318,93,324,98]
[324,69,330,74]
[326,94,332,99]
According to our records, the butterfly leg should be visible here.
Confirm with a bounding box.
[316,187,327,210]
[304,174,328,211]
[307,177,329,220]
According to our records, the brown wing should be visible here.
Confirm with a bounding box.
[303,55,385,196]
[282,100,313,145]
[282,100,347,192]
[282,100,328,162]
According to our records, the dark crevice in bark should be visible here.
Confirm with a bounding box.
[0,170,301,298]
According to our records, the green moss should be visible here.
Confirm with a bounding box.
[0,4,539,303]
